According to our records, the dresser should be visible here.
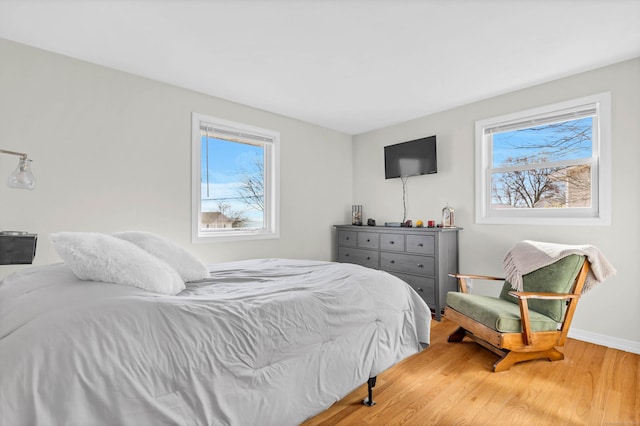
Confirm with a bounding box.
[334,225,460,320]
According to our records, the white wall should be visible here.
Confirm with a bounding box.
[353,58,640,351]
[0,38,353,276]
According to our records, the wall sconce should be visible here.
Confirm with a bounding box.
[1,149,36,190]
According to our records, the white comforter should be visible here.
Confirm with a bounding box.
[0,258,431,426]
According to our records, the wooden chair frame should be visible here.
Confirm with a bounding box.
[444,260,590,372]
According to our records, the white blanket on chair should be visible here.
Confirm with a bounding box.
[502,240,616,293]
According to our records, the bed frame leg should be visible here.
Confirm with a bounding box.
[362,376,377,407]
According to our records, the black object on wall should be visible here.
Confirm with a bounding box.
[384,135,437,179]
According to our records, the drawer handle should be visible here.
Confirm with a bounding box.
[390,241,395,244]
[390,260,395,264]
[345,253,350,257]
[417,287,424,292]
[366,256,370,260]
[418,243,424,247]
[367,239,370,242]
[345,237,350,240]
[417,264,424,268]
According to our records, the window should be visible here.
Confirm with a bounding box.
[192,113,279,241]
[475,93,611,225]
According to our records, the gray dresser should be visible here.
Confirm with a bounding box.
[334,225,460,320]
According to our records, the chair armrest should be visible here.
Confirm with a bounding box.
[448,273,504,294]
[508,291,581,345]
[448,273,504,281]
[508,291,581,300]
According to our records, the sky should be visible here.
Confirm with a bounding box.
[492,117,593,167]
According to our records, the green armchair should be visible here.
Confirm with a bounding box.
[444,254,590,372]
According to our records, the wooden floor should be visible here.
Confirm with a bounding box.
[303,317,639,425]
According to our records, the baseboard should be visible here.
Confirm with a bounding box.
[568,328,640,355]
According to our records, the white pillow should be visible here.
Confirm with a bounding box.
[113,231,210,282]
[50,232,185,295]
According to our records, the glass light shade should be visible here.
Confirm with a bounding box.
[7,158,36,190]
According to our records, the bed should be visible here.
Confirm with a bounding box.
[0,232,431,426]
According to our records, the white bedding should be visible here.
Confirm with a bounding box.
[0,258,431,426]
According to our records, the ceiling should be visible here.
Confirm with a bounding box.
[1,1,639,135]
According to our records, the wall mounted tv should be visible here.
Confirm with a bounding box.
[384,135,437,179]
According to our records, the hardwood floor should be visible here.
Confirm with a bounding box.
[302,317,639,425]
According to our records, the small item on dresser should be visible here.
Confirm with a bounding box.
[352,205,363,226]
[427,220,436,228]
[401,220,413,227]
[367,218,376,226]
[442,203,455,228]
[415,220,424,228]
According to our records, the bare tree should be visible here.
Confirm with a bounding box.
[492,157,564,208]
[236,159,264,212]
[216,201,231,215]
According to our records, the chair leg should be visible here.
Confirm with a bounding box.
[448,327,467,343]
[493,348,565,372]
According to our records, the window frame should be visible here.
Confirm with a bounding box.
[191,113,280,242]
[475,93,611,226]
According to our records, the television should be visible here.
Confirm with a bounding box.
[384,135,437,179]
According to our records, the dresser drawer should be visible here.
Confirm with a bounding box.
[406,235,435,255]
[381,252,435,276]
[337,230,357,247]
[338,247,379,269]
[380,233,405,251]
[357,232,379,249]
[391,272,436,306]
